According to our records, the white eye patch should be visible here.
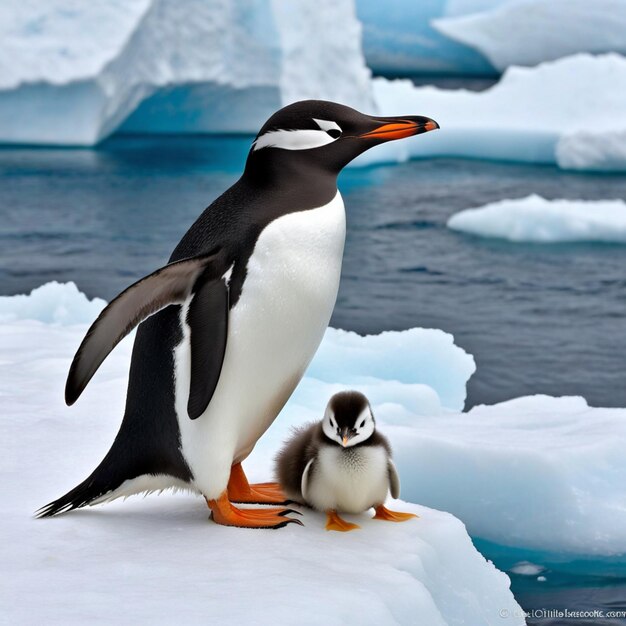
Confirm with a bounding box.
[253,118,342,151]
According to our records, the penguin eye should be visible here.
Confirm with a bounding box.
[326,129,341,139]
[359,420,366,429]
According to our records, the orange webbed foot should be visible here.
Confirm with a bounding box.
[206,493,302,529]
[325,510,360,532]
[227,463,291,505]
[373,504,418,523]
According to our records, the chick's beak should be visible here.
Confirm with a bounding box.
[340,427,351,447]
[359,115,439,141]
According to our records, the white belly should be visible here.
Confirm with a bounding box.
[174,192,346,498]
[307,446,390,514]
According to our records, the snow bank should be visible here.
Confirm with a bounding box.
[0,0,372,144]
[364,54,626,172]
[446,195,626,243]
[0,287,521,625]
[433,0,626,71]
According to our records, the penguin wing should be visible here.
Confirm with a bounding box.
[65,250,229,409]
[301,458,316,502]
[388,459,401,499]
[186,269,229,419]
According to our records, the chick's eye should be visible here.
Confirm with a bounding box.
[326,129,341,139]
[359,420,366,429]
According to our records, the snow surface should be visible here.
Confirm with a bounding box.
[362,54,626,172]
[433,0,626,71]
[0,0,373,144]
[0,284,523,625]
[446,195,626,243]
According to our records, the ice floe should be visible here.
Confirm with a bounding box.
[0,283,522,625]
[3,282,626,560]
[447,194,626,243]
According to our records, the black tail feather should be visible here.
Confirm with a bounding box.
[36,473,112,518]
[36,449,132,518]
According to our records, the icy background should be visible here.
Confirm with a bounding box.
[2,0,626,623]
[1,0,626,172]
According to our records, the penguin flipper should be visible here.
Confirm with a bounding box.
[186,271,229,419]
[65,250,226,406]
[301,458,316,502]
[388,459,401,499]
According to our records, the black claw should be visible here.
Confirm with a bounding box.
[269,520,291,530]
[253,518,304,530]
[230,499,291,506]
[279,508,302,517]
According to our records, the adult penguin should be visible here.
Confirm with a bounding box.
[38,100,439,528]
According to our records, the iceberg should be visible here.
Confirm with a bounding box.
[0,0,373,145]
[556,129,626,172]
[446,195,626,243]
[355,0,495,76]
[362,54,626,172]
[3,2,626,174]
[0,284,522,625]
[433,0,626,71]
[358,0,626,77]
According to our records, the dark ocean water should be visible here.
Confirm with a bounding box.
[1,136,626,621]
[2,136,625,410]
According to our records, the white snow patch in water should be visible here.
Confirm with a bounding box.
[447,195,626,243]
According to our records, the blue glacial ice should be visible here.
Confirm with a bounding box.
[0,0,373,144]
[357,0,626,76]
[433,0,626,71]
[2,2,626,172]
[355,0,495,76]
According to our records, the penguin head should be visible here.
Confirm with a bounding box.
[322,390,376,448]
[246,100,439,175]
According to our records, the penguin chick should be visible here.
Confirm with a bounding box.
[275,391,417,531]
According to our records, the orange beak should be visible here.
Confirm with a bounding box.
[342,435,349,447]
[359,117,439,141]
